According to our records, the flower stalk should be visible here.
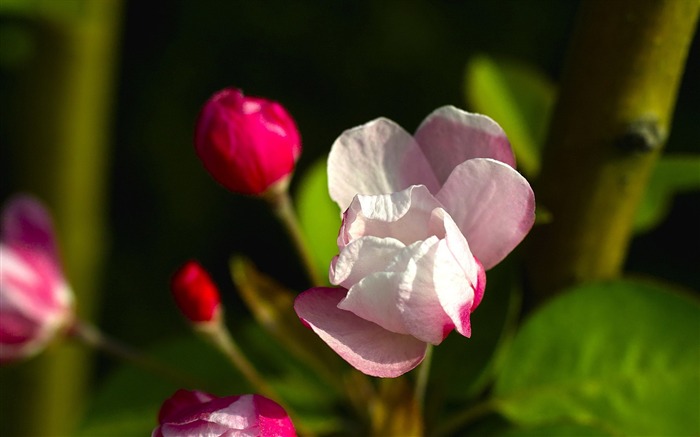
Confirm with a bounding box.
[0,3,121,434]
[68,320,202,388]
[195,321,314,436]
[414,344,434,415]
[264,184,325,287]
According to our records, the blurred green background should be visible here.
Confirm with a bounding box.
[0,0,698,433]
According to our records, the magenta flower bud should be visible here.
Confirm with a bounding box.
[194,88,302,195]
[170,260,221,324]
[0,195,74,364]
[152,389,297,437]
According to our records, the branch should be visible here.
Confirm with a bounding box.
[526,0,700,298]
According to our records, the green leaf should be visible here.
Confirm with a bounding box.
[464,55,556,177]
[295,157,341,282]
[498,422,614,436]
[493,279,700,436]
[634,155,700,233]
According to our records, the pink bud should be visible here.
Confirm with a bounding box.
[0,195,74,364]
[170,261,221,323]
[194,88,302,195]
[152,390,296,437]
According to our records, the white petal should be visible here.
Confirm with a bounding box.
[328,118,440,212]
[436,158,535,270]
[415,106,517,185]
[339,237,457,345]
[329,236,405,288]
[338,185,443,247]
[294,287,427,378]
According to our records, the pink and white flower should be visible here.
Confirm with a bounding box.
[294,106,535,377]
[0,195,74,364]
[152,389,296,437]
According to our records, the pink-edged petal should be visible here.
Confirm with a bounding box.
[428,209,481,337]
[0,245,73,364]
[338,185,443,248]
[154,392,295,437]
[294,287,427,378]
[157,389,219,424]
[328,118,440,212]
[0,246,72,322]
[436,158,535,270]
[415,106,517,185]
[2,195,60,263]
[253,395,297,437]
[329,236,405,288]
[339,236,456,345]
[471,258,486,312]
[158,420,231,437]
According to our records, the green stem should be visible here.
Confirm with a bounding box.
[198,322,277,399]
[526,0,700,298]
[414,344,433,415]
[264,184,325,287]
[197,320,316,437]
[69,320,202,389]
[0,1,122,435]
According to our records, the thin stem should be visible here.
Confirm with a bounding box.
[197,322,277,399]
[197,321,316,437]
[1,1,122,435]
[431,399,495,437]
[264,184,324,287]
[414,343,433,414]
[69,320,202,388]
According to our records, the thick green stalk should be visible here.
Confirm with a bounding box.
[0,1,122,435]
[526,0,699,298]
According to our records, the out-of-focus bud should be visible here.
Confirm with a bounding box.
[152,389,297,437]
[194,87,302,196]
[170,260,221,324]
[0,195,74,364]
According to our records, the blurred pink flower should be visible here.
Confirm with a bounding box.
[195,87,302,196]
[152,389,296,437]
[0,195,74,364]
[170,260,221,324]
[295,106,535,377]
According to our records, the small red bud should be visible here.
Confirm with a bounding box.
[194,88,301,195]
[171,261,221,323]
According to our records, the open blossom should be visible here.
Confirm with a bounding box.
[152,389,296,437]
[295,106,535,377]
[195,87,302,196]
[0,195,74,364]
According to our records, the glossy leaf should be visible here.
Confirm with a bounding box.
[493,279,700,436]
[295,157,342,282]
[634,155,700,233]
[464,55,556,177]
